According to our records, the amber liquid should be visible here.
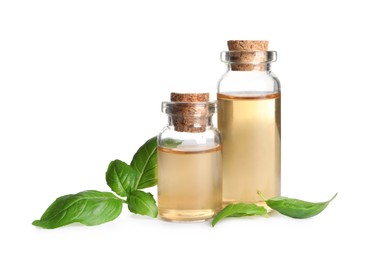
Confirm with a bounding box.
[158,146,222,221]
[218,92,281,205]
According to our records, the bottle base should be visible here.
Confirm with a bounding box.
[158,208,217,222]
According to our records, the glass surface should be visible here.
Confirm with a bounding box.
[218,51,281,205]
[158,101,222,221]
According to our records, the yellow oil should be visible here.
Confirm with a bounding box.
[218,92,281,205]
[158,146,222,221]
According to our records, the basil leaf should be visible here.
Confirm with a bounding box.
[160,138,183,148]
[127,190,158,218]
[32,190,123,229]
[212,203,268,227]
[106,160,138,197]
[259,191,337,219]
[130,136,158,189]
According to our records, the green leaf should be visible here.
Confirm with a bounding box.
[160,138,183,148]
[106,160,138,197]
[130,136,158,189]
[212,203,268,227]
[258,191,337,219]
[32,190,123,229]
[127,190,158,218]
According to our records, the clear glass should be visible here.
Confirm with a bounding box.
[157,101,222,221]
[218,51,281,206]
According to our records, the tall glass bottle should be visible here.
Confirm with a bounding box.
[217,40,281,205]
[158,93,222,221]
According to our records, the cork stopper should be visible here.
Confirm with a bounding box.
[170,93,209,133]
[227,40,269,71]
[170,93,209,103]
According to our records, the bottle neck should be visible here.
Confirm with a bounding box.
[221,51,276,72]
[228,63,271,72]
[162,101,216,133]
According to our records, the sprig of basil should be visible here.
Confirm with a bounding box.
[258,191,337,219]
[106,160,138,197]
[32,191,123,229]
[212,192,337,227]
[127,190,158,218]
[33,137,158,229]
[212,203,268,227]
[131,137,158,189]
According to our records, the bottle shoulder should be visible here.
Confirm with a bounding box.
[158,127,221,150]
[218,70,280,93]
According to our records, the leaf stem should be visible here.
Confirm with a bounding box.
[329,193,338,202]
[257,190,268,201]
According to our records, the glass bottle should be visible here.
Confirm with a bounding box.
[157,93,222,221]
[217,41,281,206]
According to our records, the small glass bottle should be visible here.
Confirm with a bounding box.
[217,40,281,206]
[158,93,222,221]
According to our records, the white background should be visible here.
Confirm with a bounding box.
[1,0,364,259]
